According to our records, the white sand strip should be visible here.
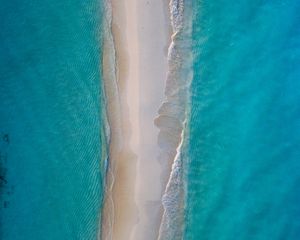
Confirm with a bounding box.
[102,0,171,239]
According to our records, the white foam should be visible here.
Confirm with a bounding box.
[157,0,193,239]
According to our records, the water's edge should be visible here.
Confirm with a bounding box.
[156,1,193,239]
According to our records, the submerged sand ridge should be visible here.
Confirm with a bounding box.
[101,0,185,239]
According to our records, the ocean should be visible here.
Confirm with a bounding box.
[1,0,300,239]
[184,0,300,239]
[0,0,106,239]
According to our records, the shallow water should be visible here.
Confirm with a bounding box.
[2,0,300,239]
[0,1,106,239]
[184,0,300,239]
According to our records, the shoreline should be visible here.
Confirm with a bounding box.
[157,0,194,239]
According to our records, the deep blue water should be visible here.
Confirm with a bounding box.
[0,1,105,239]
[185,0,300,239]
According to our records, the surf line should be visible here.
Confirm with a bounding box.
[156,0,193,239]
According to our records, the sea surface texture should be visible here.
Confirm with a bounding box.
[0,1,106,239]
[184,0,300,239]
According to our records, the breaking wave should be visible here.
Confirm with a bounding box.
[156,0,193,239]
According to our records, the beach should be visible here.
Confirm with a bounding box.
[133,0,171,239]
[102,0,172,239]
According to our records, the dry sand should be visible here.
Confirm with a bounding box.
[102,0,171,239]
[133,1,171,240]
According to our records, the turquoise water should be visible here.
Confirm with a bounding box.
[2,0,300,239]
[0,1,106,239]
[184,0,300,239]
